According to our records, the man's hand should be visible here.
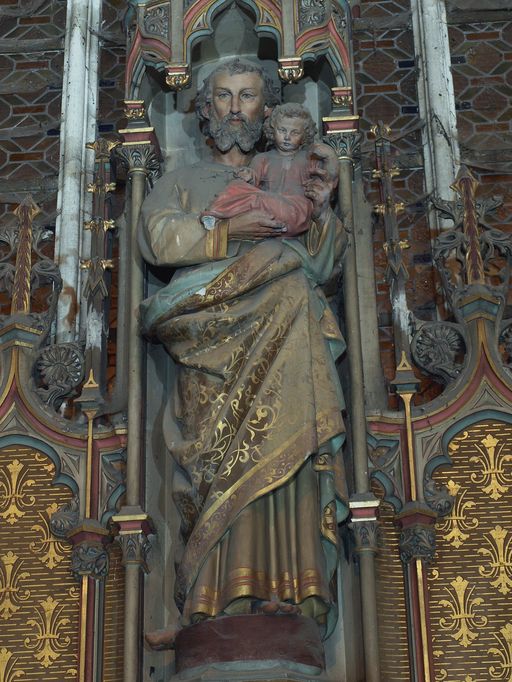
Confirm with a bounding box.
[227,211,287,239]
[234,166,256,184]
[304,168,337,221]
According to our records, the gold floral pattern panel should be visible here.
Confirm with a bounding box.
[429,420,512,682]
[0,445,79,681]
[374,498,411,680]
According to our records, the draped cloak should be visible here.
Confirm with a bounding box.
[139,159,348,638]
[206,148,315,234]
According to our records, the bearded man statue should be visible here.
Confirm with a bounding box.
[138,58,348,669]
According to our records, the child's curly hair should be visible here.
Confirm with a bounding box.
[264,103,317,148]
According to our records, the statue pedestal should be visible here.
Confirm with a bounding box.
[172,614,328,681]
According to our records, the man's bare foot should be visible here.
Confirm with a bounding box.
[252,599,301,616]
[145,627,179,650]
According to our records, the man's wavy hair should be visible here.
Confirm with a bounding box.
[264,103,317,148]
[196,58,281,136]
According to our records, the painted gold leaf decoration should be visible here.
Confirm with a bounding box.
[478,525,512,595]
[34,453,54,475]
[488,622,512,680]
[0,552,31,620]
[0,460,35,525]
[0,647,25,681]
[439,575,487,647]
[24,596,71,668]
[29,503,68,569]
[470,434,512,501]
[438,480,478,548]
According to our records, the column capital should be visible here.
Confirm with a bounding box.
[349,493,381,554]
[116,141,161,180]
[323,126,362,162]
[112,506,154,571]
[396,502,438,564]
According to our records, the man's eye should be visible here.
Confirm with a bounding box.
[241,93,255,100]
[217,92,229,99]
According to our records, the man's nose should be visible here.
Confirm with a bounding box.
[284,131,290,140]
[230,97,241,114]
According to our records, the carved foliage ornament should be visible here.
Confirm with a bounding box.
[324,132,361,162]
[116,144,161,190]
[411,321,465,385]
[399,524,436,564]
[431,170,509,305]
[349,520,380,553]
[71,542,109,581]
[34,343,85,411]
[424,471,455,517]
[116,532,151,570]
[50,496,80,539]
[0,204,62,338]
[143,4,170,40]
[299,0,327,31]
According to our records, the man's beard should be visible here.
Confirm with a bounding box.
[209,113,263,153]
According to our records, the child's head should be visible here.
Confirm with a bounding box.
[264,103,317,154]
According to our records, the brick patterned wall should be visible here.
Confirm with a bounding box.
[449,17,512,310]
[353,0,441,405]
[0,0,65,234]
[353,5,512,404]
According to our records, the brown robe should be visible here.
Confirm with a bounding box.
[139,158,348,637]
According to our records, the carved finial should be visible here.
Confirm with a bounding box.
[83,369,99,389]
[11,195,41,315]
[450,166,484,285]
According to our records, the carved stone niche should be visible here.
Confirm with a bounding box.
[138,4,359,682]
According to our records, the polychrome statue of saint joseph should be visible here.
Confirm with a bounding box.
[138,57,348,648]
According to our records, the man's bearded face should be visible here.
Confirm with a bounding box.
[208,112,264,153]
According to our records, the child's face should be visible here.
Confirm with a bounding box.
[273,116,306,155]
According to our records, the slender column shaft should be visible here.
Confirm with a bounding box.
[359,549,381,682]
[126,169,146,506]
[55,0,101,342]
[411,0,459,228]
[118,168,147,682]
[281,0,296,55]
[123,565,142,682]
[338,158,368,494]
[339,155,381,681]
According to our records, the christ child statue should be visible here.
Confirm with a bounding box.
[203,102,338,237]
